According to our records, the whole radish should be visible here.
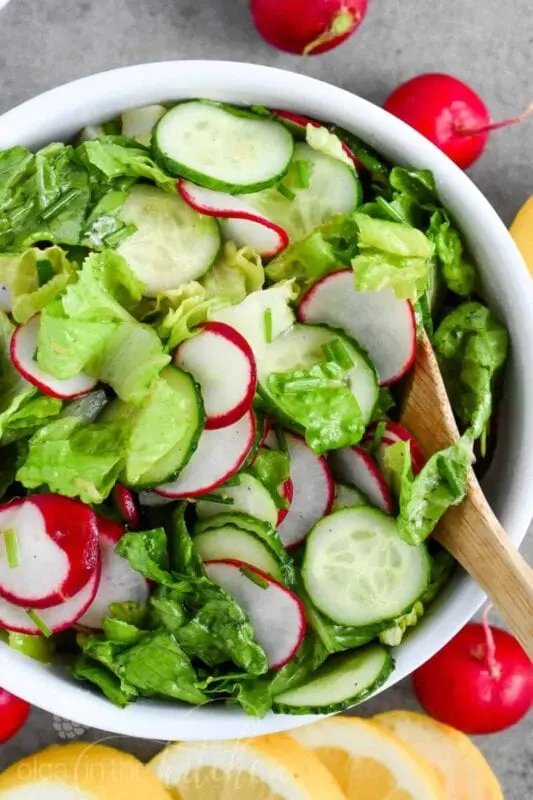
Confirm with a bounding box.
[384,73,533,169]
[413,610,533,734]
[250,0,368,56]
[0,687,30,743]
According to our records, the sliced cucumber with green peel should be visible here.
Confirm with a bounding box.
[303,507,431,627]
[258,324,378,427]
[153,101,294,193]
[116,185,221,296]
[196,473,278,527]
[245,143,360,242]
[194,512,294,584]
[121,104,166,146]
[273,643,393,714]
[104,366,204,489]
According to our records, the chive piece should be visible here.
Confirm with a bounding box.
[200,494,235,506]
[26,610,53,638]
[264,308,273,344]
[103,223,136,248]
[369,420,387,455]
[480,425,488,459]
[322,339,354,370]
[283,378,344,392]
[41,188,81,221]
[239,565,269,589]
[277,184,296,202]
[294,160,311,189]
[274,425,289,455]
[249,105,272,118]
[36,259,55,287]
[3,529,19,569]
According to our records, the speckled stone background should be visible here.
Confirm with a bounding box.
[0,0,532,794]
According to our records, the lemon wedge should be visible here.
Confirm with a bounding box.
[510,196,533,276]
[0,743,171,800]
[373,710,503,800]
[290,716,444,800]
[149,733,347,799]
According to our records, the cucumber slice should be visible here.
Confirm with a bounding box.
[245,143,360,242]
[258,324,378,426]
[196,473,278,527]
[332,482,367,511]
[153,101,294,193]
[103,366,204,489]
[302,507,431,627]
[116,185,221,296]
[194,512,294,584]
[273,643,393,714]
[121,104,166,146]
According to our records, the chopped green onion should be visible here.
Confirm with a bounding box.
[264,308,273,344]
[103,223,136,248]
[294,160,311,189]
[26,610,53,638]
[36,259,55,287]
[239,565,269,589]
[322,339,354,370]
[223,475,242,488]
[3,528,19,569]
[274,425,289,455]
[283,378,344,392]
[200,494,235,505]
[41,188,82,221]
[369,420,387,455]
[277,184,296,202]
[480,425,488,459]
[250,105,272,118]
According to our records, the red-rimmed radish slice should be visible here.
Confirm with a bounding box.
[10,315,97,399]
[113,484,141,529]
[178,180,289,258]
[328,446,393,513]
[277,433,334,549]
[277,476,294,526]
[298,269,416,386]
[204,559,306,669]
[0,561,101,635]
[138,491,173,507]
[0,495,99,610]
[78,518,150,630]
[272,109,359,167]
[364,422,426,476]
[174,322,257,430]
[155,410,256,498]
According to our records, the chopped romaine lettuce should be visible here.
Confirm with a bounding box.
[76,137,176,194]
[0,246,76,323]
[202,242,264,303]
[0,312,36,438]
[305,124,355,169]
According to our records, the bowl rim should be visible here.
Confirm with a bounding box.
[1,60,533,742]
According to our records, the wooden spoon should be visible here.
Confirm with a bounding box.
[401,331,533,659]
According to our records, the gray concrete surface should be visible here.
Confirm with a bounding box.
[0,0,532,794]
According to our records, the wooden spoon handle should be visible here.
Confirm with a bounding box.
[436,476,533,659]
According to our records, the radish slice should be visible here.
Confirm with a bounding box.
[178,180,289,258]
[204,559,306,669]
[277,476,294,526]
[173,322,257,430]
[112,484,141,529]
[328,446,393,513]
[0,562,101,635]
[155,410,256,498]
[10,315,97,399]
[364,422,426,476]
[138,491,174,507]
[276,433,334,549]
[0,495,99,609]
[272,109,359,167]
[298,269,416,386]
[78,519,150,630]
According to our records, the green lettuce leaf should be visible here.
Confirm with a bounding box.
[167,505,205,577]
[72,656,137,707]
[77,137,176,194]
[201,241,264,304]
[0,246,77,323]
[0,312,36,437]
[266,361,364,454]
[1,394,62,445]
[384,434,474,545]
[115,528,171,583]
[17,416,129,504]
[248,447,291,509]
[433,302,509,442]
[330,126,391,194]
[427,210,477,297]
[305,124,355,169]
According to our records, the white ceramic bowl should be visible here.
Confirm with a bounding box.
[1,61,532,741]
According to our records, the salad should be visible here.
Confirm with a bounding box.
[0,100,509,717]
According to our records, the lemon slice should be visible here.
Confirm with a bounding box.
[0,743,171,800]
[373,710,503,800]
[510,196,533,276]
[149,733,347,799]
[290,716,444,800]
